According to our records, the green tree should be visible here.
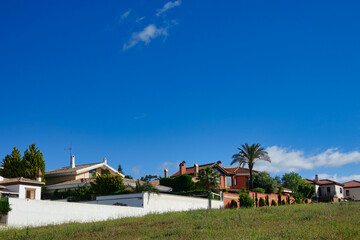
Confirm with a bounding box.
[124,175,133,179]
[196,167,220,191]
[22,143,46,180]
[250,171,278,194]
[90,173,124,196]
[231,143,271,191]
[118,164,123,173]
[1,147,23,178]
[132,180,159,194]
[140,174,158,183]
[281,172,303,193]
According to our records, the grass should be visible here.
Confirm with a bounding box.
[1,202,360,239]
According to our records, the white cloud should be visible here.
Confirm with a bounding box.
[253,146,360,174]
[318,173,360,183]
[131,166,141,176]
[118,9,131,23]
[156,0,182,16]
[136,16,146,23]
[123,24,168,50]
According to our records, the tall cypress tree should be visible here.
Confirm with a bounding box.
[22,143,45,180]
[1,147,23,178]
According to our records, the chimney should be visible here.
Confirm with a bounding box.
[164,168,168,178]
[179,161,186,175]
[103,157,107,164]
[36,169,42,182]
[315,174,319,182]
[217,161,222,167]
[70,155,75,168]
[194,164,199,177]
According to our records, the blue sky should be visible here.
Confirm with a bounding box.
[1,1,360,182]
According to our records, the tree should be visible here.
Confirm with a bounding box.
[196,167,220,191]
[231,143,271,191]
[1,147,23,178]
[90,173,124,196]
[250,171,278,194]
[140,174,158,183]
[274,176,282,185]
[22,143,46,180]
[118,164,123,173]
[124,175,133,179]
[132,180,159,194]
[281,172,303,193]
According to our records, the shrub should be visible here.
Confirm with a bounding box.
[230,199,238,208]
[278,194,282,206]
[281,199,286,205]
[239,192,254,208]
[90,174,124,196]
[259,197,266,207]
[265,195,270,206]
[271,199,277,206]
[305,199,309,204]
[70,187,93,202]
[0,198,11,218]
[253,187,265,193]
[159,175,194,192]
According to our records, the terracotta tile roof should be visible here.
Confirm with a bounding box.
[171,163,216,177]
[222,167,257,174]
[306,179,344,186]
[0,177,45,185]
[45,162,102,175]
[343,180,360,188]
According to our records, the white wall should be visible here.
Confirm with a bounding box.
[345,187,360,200]
[6,193,223,228]
[5,184,42,200]
[6,198,144,228]
[142,193,223,213]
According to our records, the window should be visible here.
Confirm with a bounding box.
[340,188,342,194]
[226,176,232,187]
[25,188,36,200]
[327,187,331,193]
[234,177,237,186]
[319,188,322,196]
[346,190,350,196]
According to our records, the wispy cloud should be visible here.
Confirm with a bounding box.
[118,9,131,24]
[253,146,360,174]
[133,113,147,120]
[156,0,182,16]
[136,16,146,23]
[123,24,168,50]
[131,165,141,177]
[318,173,360,183]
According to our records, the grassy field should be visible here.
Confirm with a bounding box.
[1,202,360,240]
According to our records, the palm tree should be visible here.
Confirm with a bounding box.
[231,143,271,191]
[196,167,220,191]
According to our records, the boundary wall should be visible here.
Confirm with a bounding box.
[5,192,223,228]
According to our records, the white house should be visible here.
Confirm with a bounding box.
[343,180,360,201]
[0,175,44,200]
[306,175,344,202]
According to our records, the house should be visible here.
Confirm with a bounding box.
[169,161,257,191]
[306,175,344,202]
[343,180,360,201]
[45,155,171,195]
[0,169,44,200]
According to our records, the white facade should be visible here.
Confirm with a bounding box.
[316,184,344,199]
[5,184,42,200]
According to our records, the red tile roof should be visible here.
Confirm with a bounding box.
[171,163,255,177]
[306,179,344,186]
[222,167,257,174]
[343,180,360,188]
[171,163,216,177]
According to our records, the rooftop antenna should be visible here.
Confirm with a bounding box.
[64,143,72,158]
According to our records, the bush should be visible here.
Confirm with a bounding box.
[265,195,269,206]
[90,174,124,196]
[70,187,93,202]
[271,199,277,206]
[253,187,265,193]
[259,197,266,207]
[0,198,11,217]
[305,199,309,204]
[230,199,238,208]
[159,175,194,192]
[239,192,254,208]
[281,199,286,205]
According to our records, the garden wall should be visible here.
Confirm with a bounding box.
[5,193,223,228]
